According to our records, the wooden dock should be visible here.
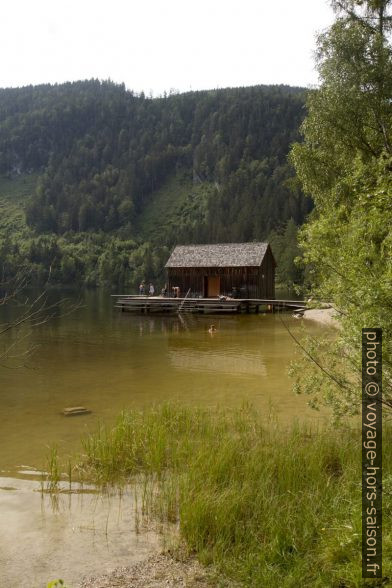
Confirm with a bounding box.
[112,295,306,315]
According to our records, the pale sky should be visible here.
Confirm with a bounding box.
[0,0,334,94]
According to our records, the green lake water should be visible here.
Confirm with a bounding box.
[0,289,328,586]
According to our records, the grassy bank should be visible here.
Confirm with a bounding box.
[48,404,391,587]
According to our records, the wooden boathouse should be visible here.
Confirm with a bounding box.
[165,242,276,299]
[113,241,305,314]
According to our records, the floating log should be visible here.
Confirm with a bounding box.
[62,407,91,416]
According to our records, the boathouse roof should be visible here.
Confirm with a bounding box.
[165,242,270,268]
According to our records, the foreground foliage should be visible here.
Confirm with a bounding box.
[48,403,392,587]
[290,0,392,416]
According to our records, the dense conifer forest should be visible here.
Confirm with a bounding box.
[0,80,310,289]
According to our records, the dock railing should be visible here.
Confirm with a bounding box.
[178,288,191,313]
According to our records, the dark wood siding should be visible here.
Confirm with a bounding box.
[167,246,275,298]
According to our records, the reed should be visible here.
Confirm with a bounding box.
[46,446,61,493]
[50,403,392,587]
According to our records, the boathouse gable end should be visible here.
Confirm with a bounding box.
[165,243,276,299]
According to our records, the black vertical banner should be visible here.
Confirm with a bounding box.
[362,328,382,578]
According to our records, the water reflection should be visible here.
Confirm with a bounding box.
[168,349,266,376]
[0,289,327,475]
[135,314,191,336]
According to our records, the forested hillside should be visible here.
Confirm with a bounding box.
[0,80,310,288]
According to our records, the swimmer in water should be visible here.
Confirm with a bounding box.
[208,324,217,334]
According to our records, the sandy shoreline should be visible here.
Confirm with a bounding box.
[78,552,233,587]
[302,307,339,327]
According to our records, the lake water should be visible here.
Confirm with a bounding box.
[0,289,327,586]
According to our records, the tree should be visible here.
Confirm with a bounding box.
[292,0,392,205]
[268,219,303,291]
[0,274,78,368]
[290,0,392,417]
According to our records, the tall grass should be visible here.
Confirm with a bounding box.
[50,403,391,587]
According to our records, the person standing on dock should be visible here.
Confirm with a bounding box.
[139,282,145,295]
[149,283,155,296]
